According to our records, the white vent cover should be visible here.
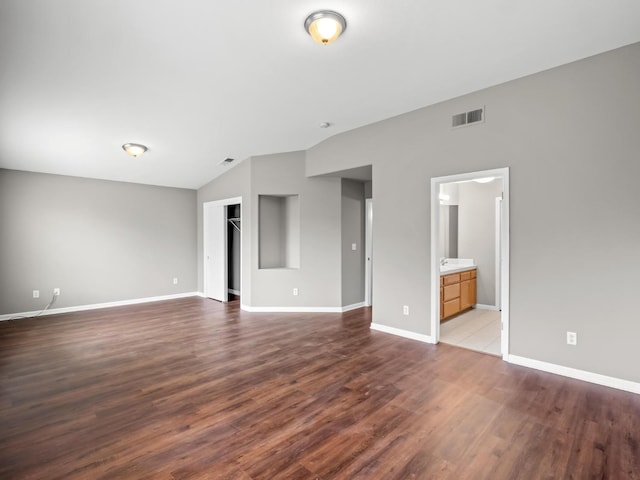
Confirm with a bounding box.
[219,157,235,165]
[452,107,485,128]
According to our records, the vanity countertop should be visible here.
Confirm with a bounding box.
[440,264,477,275]
[439,258,476,275]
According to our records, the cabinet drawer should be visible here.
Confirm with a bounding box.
[460,271,472,281]
[443,298,460,318]
[443,283,460,302]
[442,273,460,286]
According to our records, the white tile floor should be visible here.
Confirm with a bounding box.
[440,308,501,356]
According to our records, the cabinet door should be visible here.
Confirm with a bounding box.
[443,298,460,318]
[470,277,477,305]
[460,280,471,310]
[443,273,461,286]
[443,283,460,302]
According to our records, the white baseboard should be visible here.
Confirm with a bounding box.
[0,292,201,321]
[228,289,240,295]
[241,305,340,313]
[370,323,434,344]
[508,354,640,395]
[475,304,500,311]
[240,302,366,313]
[342,302,366,312]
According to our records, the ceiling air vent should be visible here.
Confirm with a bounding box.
[219,157,235,166]
[452,107,485,128]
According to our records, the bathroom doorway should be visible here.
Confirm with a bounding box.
[430,168,510,359]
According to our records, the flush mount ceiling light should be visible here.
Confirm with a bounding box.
[122,143,148,157]
[304,10,346,45]
[473,177,496,184]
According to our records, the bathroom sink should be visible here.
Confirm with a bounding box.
[440,263,475,273]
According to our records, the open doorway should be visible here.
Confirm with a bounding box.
[364,198,373,307]
[203,197,242,303]
[227,203,241,301]
[430,168,510,359]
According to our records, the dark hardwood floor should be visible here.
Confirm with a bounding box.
[1,297,639,479]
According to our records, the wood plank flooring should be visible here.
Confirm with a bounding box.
[1,297,639,479]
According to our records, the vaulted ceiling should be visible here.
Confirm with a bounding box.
[1,1,639,189]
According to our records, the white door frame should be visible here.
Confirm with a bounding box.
[203,197,242,303]
[430,168,510,359]
[495,197,502,310]
[364,199,373,307]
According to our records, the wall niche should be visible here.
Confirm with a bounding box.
[258,194,300,269]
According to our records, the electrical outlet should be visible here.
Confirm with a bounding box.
[173,277,178,285]
[293,288,299,296]
[33,290,40,299]
[567,331,577,346]
[53,288,60,296]
[352,243,357,251]
[403,305,409,315]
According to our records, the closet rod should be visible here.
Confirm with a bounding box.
[228,218,241,232]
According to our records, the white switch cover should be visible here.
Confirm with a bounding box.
[352,243,357,251]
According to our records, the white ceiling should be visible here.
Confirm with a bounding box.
[1,1,639,189]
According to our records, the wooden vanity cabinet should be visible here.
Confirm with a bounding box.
[440,268,476,321]
[460,270,477,310]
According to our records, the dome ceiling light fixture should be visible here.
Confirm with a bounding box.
[304,10,347,45]
[122,143,148,157]
[473,176,496,184]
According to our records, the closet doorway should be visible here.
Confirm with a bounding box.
[203,197,242,302]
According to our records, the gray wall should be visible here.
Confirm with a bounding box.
[250,152,342,308]
[198,152,343,308]
[458,180,503,306]
[0,169,197,314]
[306,43,640,383]
[364,181,373,199]
[341,179,365,307]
